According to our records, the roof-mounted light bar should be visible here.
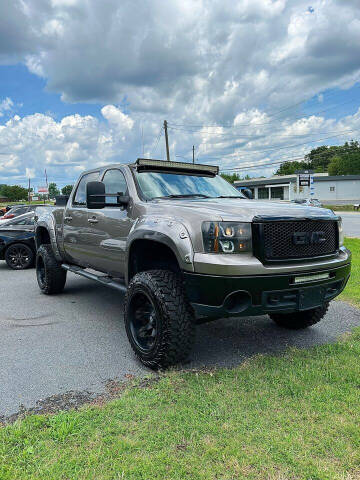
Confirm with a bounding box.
[135,158,219,175]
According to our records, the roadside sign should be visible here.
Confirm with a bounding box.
[32,196,39,201]
[298,173,310,187]
[38,186,49,194]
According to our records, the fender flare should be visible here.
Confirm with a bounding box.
[35,220,62,261]
[125,218,194,283]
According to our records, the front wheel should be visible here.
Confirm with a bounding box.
[36,244,67,294]
[5,243,34,270]
[269,303,329,330]
[124,270,195,369]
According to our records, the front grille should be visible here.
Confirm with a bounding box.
[253,220,338,262]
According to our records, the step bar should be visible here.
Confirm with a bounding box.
[62,264,127,293]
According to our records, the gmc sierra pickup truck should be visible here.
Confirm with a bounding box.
[35,159,351,368]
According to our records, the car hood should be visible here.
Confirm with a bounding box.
[146,198,337,223]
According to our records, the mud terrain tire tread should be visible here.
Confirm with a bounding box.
[124,270,195,369]
[36,244,67,294]
[269,302,329,330]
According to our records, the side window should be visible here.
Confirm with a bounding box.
[73,172,100,206]
[102,169,128,203]
[8,217,28,226]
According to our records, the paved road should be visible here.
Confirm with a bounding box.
[336,211,360,238]
[1,263,359,419]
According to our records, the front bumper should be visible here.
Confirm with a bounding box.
[184,263,351,319]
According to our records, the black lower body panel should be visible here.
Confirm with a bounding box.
[183,263,351,319]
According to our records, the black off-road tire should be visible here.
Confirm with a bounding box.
[36,244,67,294]
[124,270,196,369]
[5,243,34,270]
[269,303,329,330]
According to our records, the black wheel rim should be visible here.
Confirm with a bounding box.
[128,291,159,352]
[36,256,46,287]
[7,245,31,269]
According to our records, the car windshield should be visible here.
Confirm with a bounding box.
[134,171,245,200]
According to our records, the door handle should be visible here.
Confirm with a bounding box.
[64,216,73,221]
[88,217,98,224]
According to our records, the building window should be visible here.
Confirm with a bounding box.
[330,186,335,192]
[270,187,284,200]
[258,187,269,199]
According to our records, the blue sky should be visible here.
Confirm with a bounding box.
[0,0,360,189]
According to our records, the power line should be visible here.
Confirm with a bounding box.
[168,94,360,130]
[194,128,360,161]
[149,126,163,158]
[167,126,358,140]
[219,144,360,172]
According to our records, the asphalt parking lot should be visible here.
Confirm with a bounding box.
[1,260,360,420]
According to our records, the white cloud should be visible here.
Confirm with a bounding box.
[1,0,360,182]
[0,108,136,186]
[0,97,14,117]
[101,105,134,130]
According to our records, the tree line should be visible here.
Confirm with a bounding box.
[0,183,73,202]
[276,140,360,176]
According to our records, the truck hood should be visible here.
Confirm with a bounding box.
[148,198,337,223]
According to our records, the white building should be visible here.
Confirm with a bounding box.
[234,173,360,204]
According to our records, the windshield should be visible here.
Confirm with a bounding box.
[134,171,245,200]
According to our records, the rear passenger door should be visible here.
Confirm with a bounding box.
[86,168,133,277]
[63,171,100,266]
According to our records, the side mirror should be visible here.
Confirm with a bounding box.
[87,181,106,209]
[87,181,130,209]
[242,188,253,199]
[55,195,69,206]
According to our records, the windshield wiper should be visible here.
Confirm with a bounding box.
[153,193,211,199]
[214,195,245,199]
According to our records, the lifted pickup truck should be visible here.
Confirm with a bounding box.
[35,159,351,368]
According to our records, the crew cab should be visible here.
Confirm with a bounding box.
[34,159,351,368]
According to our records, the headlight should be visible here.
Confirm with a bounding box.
[202,222,252,253]
[338,219,344,247]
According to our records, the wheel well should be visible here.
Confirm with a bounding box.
[128,239,180,280]
[35,227,51,249]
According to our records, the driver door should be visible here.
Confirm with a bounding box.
[86,168,133,277]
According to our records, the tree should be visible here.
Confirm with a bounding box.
[0,185,28,201]
[221,173,241,183]
[276,140,360,176]
[48,182,60,197]
[61,185,73,196]
[276,160,309,175]
[328,153,360,175]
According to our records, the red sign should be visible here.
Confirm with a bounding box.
[38,186,49,194]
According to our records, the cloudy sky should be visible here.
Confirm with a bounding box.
[0,0,360,189]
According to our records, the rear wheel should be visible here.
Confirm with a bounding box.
[5,243,34,270]
[269,303,329,330]
[124,270,195,369]
[36,244,67,294]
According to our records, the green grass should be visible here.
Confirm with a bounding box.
[324,204,359,212]
[340,238,360,307]
[0,201,54,207]
[0,241,359,480]
[1,332,360,480]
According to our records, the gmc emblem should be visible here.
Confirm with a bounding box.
[292,231,326,246]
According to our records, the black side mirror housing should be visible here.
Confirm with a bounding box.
[242,188,253,199]
[87,181,130,209]
[55,195,69,206]
[87,181,106,209]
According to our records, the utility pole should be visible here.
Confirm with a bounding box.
[28,178,31,204]
[164,120,170,161]
[45,168,49,204]
[141,123,144,157]
[192,145,195,164]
